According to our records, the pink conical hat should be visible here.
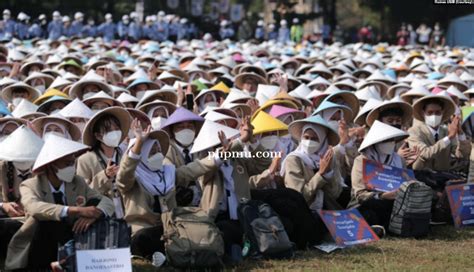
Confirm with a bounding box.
[269,105,303,118]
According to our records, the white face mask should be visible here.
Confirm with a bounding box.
[327,120,339,131]
[56,165,76,183]
[424,114,442,128]
[301,139,321,154]
[146,152,164,171]
[151,117,167,130]
[260,135,279,150]
[136,91,146,100]
[102,130,122,147]
[13,161,33,171]
[82,92,95,99]
[44,131,66,139]
[35,85,46,92]
[204,101,219,108]
[375,141,396,155]
[75,122,86,132]
[174,128,195,147]
[12,97,25,107]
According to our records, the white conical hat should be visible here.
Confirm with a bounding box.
[49,77,72,89]
[256,84,279,106]
[125,69,148,84]
[460,71,474,82]
[307,76,331,89]
[446,85,468,101]
[158,71,180,81]
[117,92,139,104]
[358,120,409,152]
[0,125,44,162]
[59,98,94,119]
[355,86,382,101]
[11,99,39,118]
[222,88,253,106]
[33,133,89,173]
[190,120,240,154]
[204,110,240,128]
[354,98,383,126]
[438,73,469,90]
[290,84,312,99]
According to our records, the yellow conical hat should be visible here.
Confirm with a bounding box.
[251,111,288,135]
[34,88,69,105]
[210,81,230,93]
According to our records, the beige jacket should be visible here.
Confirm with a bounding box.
[198,140,272,219]
[76,150,116,198]
[116,153,217,234]
[283,151,343,207]
[407,120,470,171]
[5,174,114,270]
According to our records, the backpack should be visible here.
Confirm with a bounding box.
[389,181,433,237]
[74,218,131,250]
[238,199,294,259]
[162,207,224,268]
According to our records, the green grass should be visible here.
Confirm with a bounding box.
[132,225,474,271]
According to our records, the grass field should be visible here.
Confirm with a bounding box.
[132,225,474,271]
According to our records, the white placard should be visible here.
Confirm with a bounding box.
[76,248,132,272]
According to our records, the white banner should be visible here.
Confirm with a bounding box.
[76,248,132,272]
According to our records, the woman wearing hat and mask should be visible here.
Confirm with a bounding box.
[248,111,288,189]
[115,119,220,259]
[407,94,470,172]
[32,115,82,141]
[161,107,205,206]
[4,134,114,270]
[77,107,131,198]
[348,121,409,231]
[366,97,420,167]
[0,127,43,260]
[2,82,40,112]
[281,115,344,212]
[190,117,272,258]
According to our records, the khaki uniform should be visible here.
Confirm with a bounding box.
[76,150,115,198]
[407,120,470,171]
[199,140,272,219]
[5,175,114,270]
[282,149,343,208]
[116,153,218,234]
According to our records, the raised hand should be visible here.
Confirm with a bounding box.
[239,115,254,143]
[318,147,334,175]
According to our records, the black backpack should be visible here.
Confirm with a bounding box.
[389,181,433,237]
[237,199,294,259]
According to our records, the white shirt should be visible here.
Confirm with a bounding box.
[175,143,194,163]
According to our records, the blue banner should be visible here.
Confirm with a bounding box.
[446,183,474,228]
[317,209,379,246]
[362,159,415,192]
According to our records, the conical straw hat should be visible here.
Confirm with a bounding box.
[33,133,89,173]
[190,120,240,154]
[252,111,288,135]
[358,120,408,152]
[0,125,44,162]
